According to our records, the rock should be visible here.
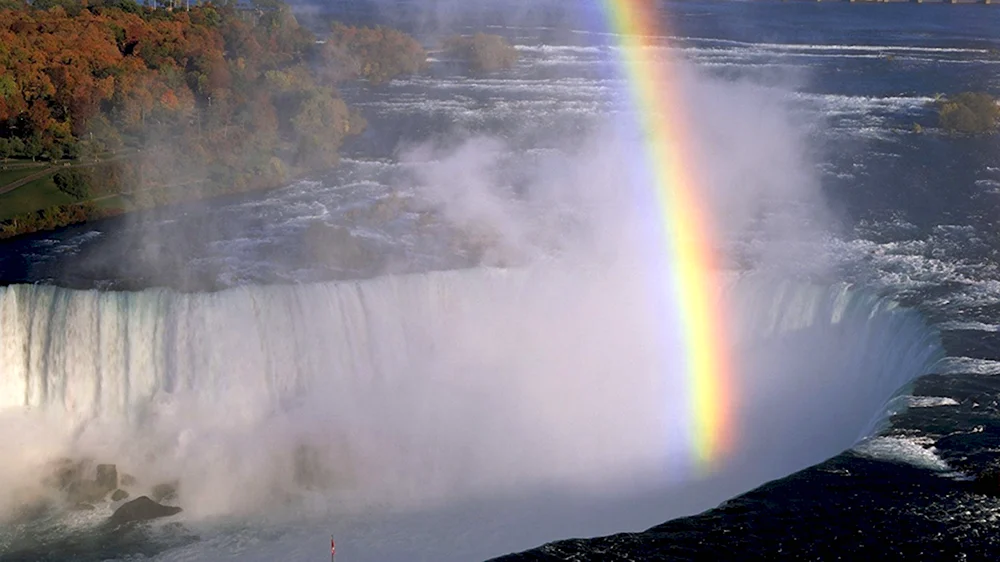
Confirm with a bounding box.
[72,502,96,511]
[973,468,1000,495]
[151,482,178,503]
[68,464,118,504]
[109,496,182,525]
[111,489,130,502]
[95,464,118,491]
[13,499,51,522]
[120,473,138,487]
[45,458,86,491]
[293,444,332,489]
[69,481,109,504]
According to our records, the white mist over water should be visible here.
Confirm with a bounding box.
[0,46,942,561]
[0,270,943,561]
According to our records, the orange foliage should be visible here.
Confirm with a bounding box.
[324,23,426,84]
[0,1,376,237]
[159,89,179,111]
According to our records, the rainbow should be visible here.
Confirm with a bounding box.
[599,0,733,470]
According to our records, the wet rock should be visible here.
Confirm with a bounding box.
[111,489,130,502]
[120,473,138,487]
[293,444,332,489]
[109,496,182,525]
[69,482,103,503]
[95,464,118,491]
[151,482,178,503]
[72,502,95,511]
[973,468,1000,495]
[45,458,87,491]
[13,499,51,522]
[58,462,118,503]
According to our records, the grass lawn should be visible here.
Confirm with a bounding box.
[0,174,75,221]
[94,195,128,211]
[0,165,47,187]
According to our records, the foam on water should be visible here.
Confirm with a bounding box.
[853,436,952,473]
[936,357,1000,376]
[907,396,961,408]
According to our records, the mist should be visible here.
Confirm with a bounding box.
[0,5,944,562]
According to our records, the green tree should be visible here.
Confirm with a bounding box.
[23,136,43,162]
[7,137,24,159]
[53,169,91,200]
[292,91,351,167]
[937,92,1000,134]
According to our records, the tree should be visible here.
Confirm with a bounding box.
[23,135,43,161]
[937,92,1000,134]
[323,23,427,84]
[292,90,351,167]
[0,0,369,235]
[53,169,91,199]
[443,33,519,72]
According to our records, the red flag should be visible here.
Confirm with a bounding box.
[331,537,336,557]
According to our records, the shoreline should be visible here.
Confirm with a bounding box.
[0,163,322,243]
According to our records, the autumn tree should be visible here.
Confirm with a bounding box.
[0,1,385,238]
[937,92,1000,134]
[443,33,519,72]
[323,23,427,84]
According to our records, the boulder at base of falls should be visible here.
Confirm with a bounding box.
[95,464,118,491]
[109,496,182,525]
[46,460,119,503]
[973,468,1000,495]
[151,482,178,503]
[111,489,129,502]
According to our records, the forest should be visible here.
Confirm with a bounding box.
[0,0,433,238]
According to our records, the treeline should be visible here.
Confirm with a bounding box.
[0,0,524,239]
[0,201,118,239]
[0,0,370,166]
[324,22,428,84]
[0,0,440,237]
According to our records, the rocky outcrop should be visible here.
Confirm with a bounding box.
[70,465,118,503]
[111,489,130,502]
[45,458,86,491]
[109,496,182,525]
[43,459,120,504]
[972,468,1000,495]
[151,482,178,503]
[96,464,118,491]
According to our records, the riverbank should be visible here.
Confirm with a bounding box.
[0,153,331,240]
[0,0,425,241]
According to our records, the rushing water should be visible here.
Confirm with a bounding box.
[2,1,1000,560]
